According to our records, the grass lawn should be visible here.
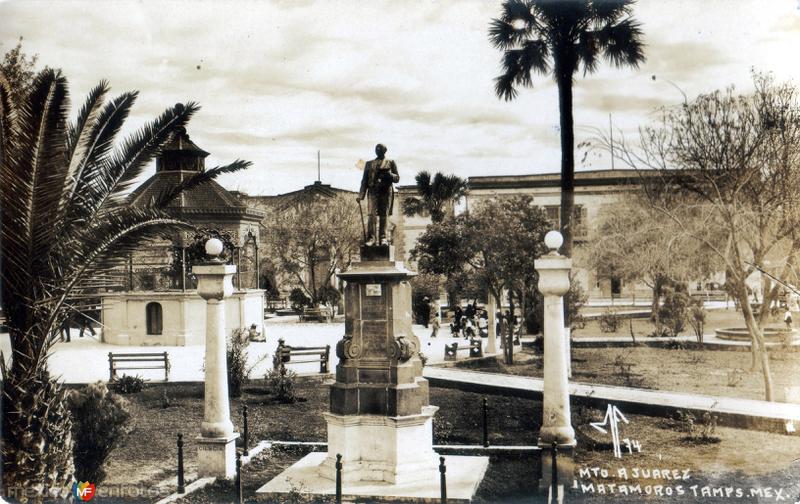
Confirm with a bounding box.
[462,345,800,401]
[572,308,786,341]
[90,377,800,503]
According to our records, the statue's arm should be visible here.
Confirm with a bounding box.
[390,160,399,183]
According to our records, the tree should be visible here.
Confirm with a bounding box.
[489,0,645,259]
[467,196,550,362]
[410,214,474,307]
[0,68,248,496]
[0,37,38,105]
[411,195,552,363]
[585,194,719,321]
[402,170,467,223]
[265,194,361,305]
[596,72,800,401]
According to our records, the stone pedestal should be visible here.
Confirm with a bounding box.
[320,406,439,485]
[197,434,239,479]
[325,248,439,483]
[536,232,576,493]
[258,245,488,501]
[194,253,239,479]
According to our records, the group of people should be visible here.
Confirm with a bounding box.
[447,303,489,339]
[427,302,520,344]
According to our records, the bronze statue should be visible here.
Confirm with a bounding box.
[357,143,399,246]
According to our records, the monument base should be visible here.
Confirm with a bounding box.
[197,433,239,479]
[256,452,489,503]
[320,406,439,485]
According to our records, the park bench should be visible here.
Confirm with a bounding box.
[444,338,483,361]
[273,338,330,374]
[108,351,170,382]
[299,306,334,323]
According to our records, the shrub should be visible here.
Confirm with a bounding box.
[228,328,250,398]
[289,288,312,313]
[688,299,706,343]
[113,374,144,394]
[666,339,687,350]
[727,368,744,387]
[599,308,620,333]
[658,284,690,338]
[647,326,671,338]
[68,382,133,483]
[568,277,588,332]
[676,410,719,444]
[318,285,341,308]
[266,364,297,403]
[433,416,455,443]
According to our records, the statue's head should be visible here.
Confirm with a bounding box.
[375,143,387,157]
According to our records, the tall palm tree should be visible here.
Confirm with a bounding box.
[402,170,468,223]
[489,0,645,258]
[0,68,249,497]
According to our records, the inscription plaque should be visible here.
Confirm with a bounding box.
[365,284,382,296]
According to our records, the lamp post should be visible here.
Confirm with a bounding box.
[651,75,687,103]
[194,238,239,478]
[536,231,575,497]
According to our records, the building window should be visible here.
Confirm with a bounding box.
[545,206,560,228]
[146,302,163,335]
[543,205,587,238]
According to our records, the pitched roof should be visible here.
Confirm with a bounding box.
[129,171,264,222]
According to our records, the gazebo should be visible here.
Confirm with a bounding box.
[99,126,265,346]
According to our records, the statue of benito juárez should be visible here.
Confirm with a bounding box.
[357,143,399,246]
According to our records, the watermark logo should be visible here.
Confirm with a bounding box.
[72,481,96,501]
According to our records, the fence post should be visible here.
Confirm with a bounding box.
[335,453,343,504]
[243,405,249,456]
[550,441,558,504]
[235,451,243,504]
[108,352,114,382]
[482,397,489,448]
[177,433,185,494]
[439,456,447,504]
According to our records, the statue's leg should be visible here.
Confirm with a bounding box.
[378,213,387,245]
[366,193,377,245]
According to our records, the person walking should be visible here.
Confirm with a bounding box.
[430,316,440,338]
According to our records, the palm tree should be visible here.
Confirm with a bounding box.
[489,0,645,258]
[402,170,468,223]
[0,68,249,497]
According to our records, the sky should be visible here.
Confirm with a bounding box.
[1,0,799,196]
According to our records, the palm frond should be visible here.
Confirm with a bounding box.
[87,101,199,219]
[518,39,550,84]
[597,17,646,69]
[589,0,633,24]
[7,69,70,278]
[402,196,426,218]
[414,170,433,199]
[577,30,599,76]
[152,159,251,207]
[495,49,524,101]
[65,91,138,221]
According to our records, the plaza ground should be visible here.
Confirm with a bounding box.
[7,306,800,502]
[93,381,800,503]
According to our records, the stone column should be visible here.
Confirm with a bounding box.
[536,231,575,496]
[487,295,497,355]
[194,238,239,479]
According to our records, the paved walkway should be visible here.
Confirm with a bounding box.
[422,366,800,434]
